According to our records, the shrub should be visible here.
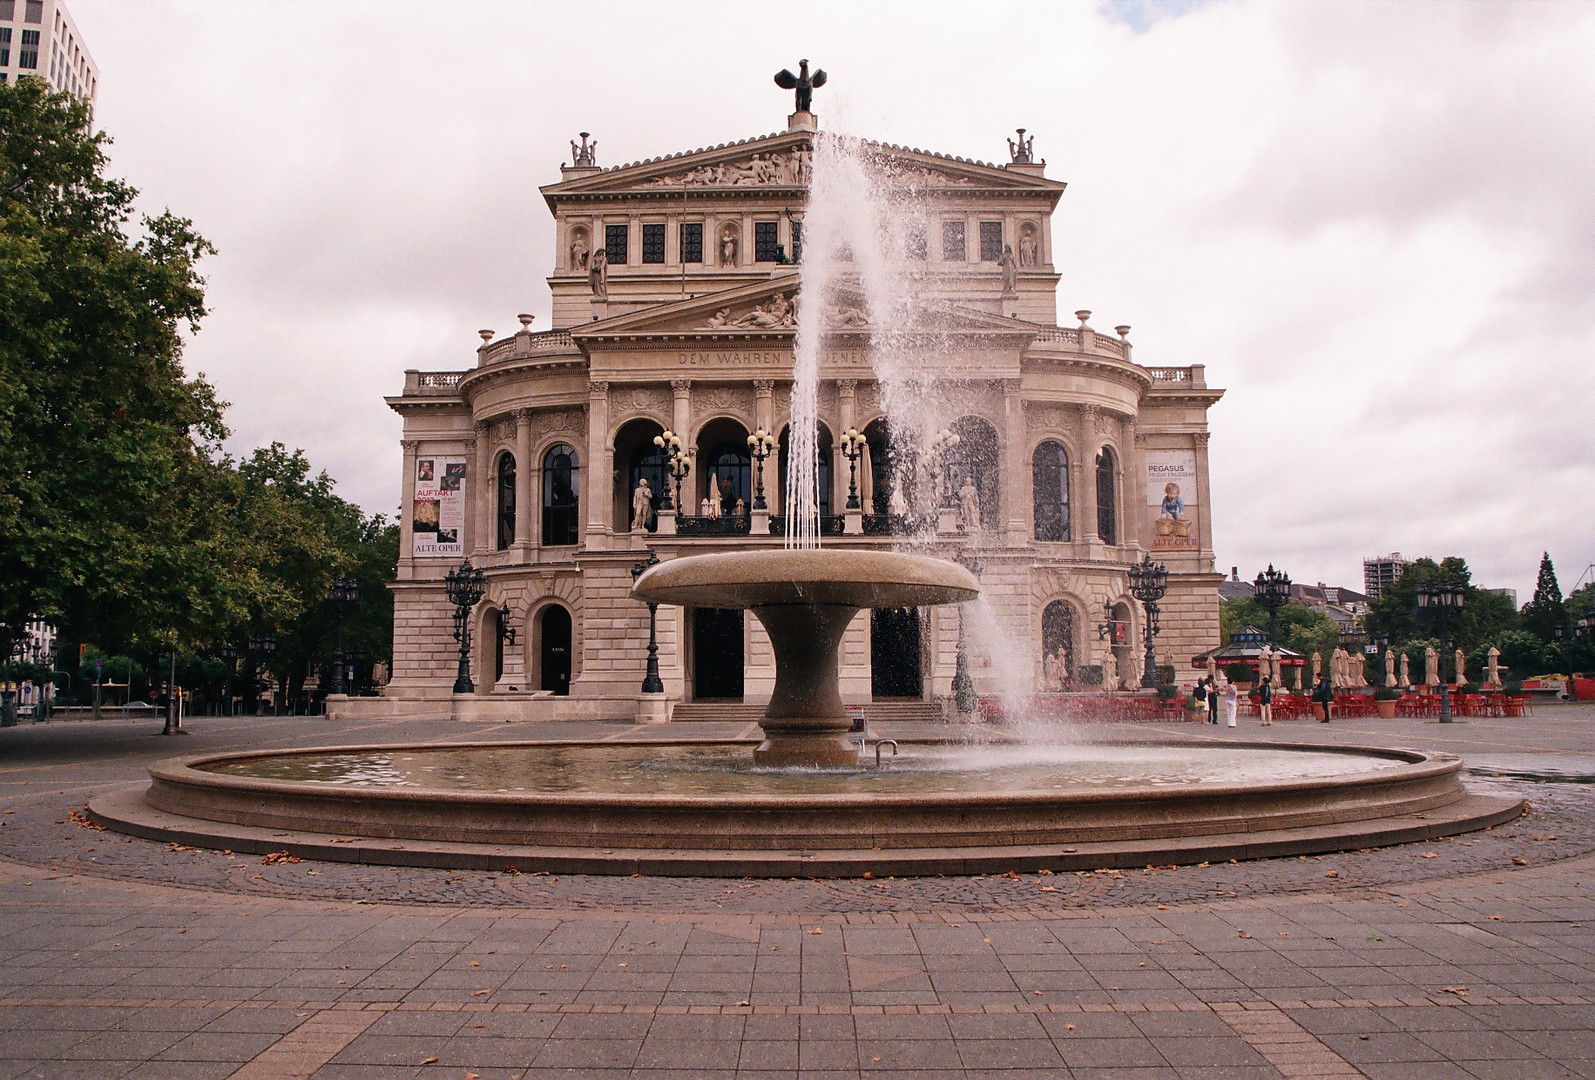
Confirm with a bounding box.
[1156,664,1176,687]
[1373,686,1399,701]
[1155,683,1178,702]
[1503,680,1524,695]
[1460,681,1481,694]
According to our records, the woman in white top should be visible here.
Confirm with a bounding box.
[1222,679,1239,728]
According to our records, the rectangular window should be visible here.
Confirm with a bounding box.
[0,2,15,21]
[604,223,628,265]
[979,221,1003,262]
[941,220,966,262]
[18,48,36,68]
[906,223,927,260]
[0,27,10,68]
[679,222,703,263]
[25,0,41,22]
[754,220,780,262]
[641,223,665,263]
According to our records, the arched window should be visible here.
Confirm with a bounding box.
[950,416,1000,530]
[698,423,751,516]
[495,452,516,550]
[1041,601,1076,689]
[778,423,832,518]
[1032,441,1069,542]
[1096,447,1118,545]
[541,444,580,546]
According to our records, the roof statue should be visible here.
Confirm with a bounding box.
[774,59,827,114]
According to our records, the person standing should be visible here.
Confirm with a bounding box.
[1207,677,1221,725]
[1222,679,1239,728]
[1313,675,1334,723]
[1257,678,1273,727]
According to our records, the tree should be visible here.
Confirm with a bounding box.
[0,76,260,655]
[1520,552,1566,643]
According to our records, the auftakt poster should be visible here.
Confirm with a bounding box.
[412,456,466,557]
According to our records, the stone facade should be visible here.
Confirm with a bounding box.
[354,109,1224,722]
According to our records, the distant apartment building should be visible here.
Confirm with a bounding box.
[1363,552,1409,600]
[0,0,97,115]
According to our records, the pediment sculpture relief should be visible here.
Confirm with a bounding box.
[643,148,813,188]
[703,292,798,329]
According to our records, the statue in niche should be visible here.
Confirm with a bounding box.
[1018,230,1038,267]
[1424,646,1439,687]
[589,247,608,298]
[1487,645,1502,688]
[720,230,738,267]
[999,244,1018,293]
[630,478,652,531]
[958,476,981,532]
[568,231,589,273]
[773,59,827,114]
[1384,647,1397,688]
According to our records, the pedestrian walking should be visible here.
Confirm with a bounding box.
[1313,675,1334,722]
[1223,679,1239,728]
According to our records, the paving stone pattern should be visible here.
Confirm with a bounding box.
[0,708,1592,1078]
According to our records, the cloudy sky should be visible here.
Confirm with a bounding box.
[71,0,1595,601]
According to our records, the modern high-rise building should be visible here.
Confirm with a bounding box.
[1363,552,1409,600]
[0,0,97,114]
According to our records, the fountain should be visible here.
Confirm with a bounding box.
[88,80,1526,877]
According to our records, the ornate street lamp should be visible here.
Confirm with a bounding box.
[840,428,866,511]
[1253,564,1291,645]
[630,551,664,694]
[952,553,982,716]
[746,429,776,511]
[445,559,486,694]
[248,632,276,715]
[653,429,692,512]
[1415,580,1465,723]
[1128,554,1170,689]
[325,573,360,696]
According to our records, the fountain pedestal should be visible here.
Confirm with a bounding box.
[631,549,979,769]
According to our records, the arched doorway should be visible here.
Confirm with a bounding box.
[1041,601,1075,690]
[871,607,922,698]
[696,418,752,516]
[539,606,572,696]
[614,419,667,530]
[489,608,505,684]
[692,607,744,699]
[864,418,897,514]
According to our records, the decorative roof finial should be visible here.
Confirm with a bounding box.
[1008,128,1035,165]
[570,131,597,167]
[774,59,827,114]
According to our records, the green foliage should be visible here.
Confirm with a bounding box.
[1155,683,1178,702]
[1223,662,1251,684]
[1373,686,1399,700]
[1156,664,1175,687]
[1520,552,1566,643]
[1503,680,1524,695]
[1218,595,1342,678]
[1366,556,1518,660]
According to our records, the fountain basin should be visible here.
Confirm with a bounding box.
[633,550,979,766]
[88,737,1524,876]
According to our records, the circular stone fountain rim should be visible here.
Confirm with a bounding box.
[631,548,979,609]
[150,738,1458,810]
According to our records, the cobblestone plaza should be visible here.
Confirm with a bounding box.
[1,709,1592,1078]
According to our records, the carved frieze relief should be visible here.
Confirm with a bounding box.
[640,146,812,188]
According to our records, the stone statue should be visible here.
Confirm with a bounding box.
[720,230,738,267]
[957,476,980,531]
[888,484,907,517]
[1007,128,1034,164]
[1018,230,1038,267]
[773,59,827,114]
[732,292,794,328]
[569,232,589,272]
[1425,646,1439,688]
[1384,648,1397,688]
[1455,648,1466,686]
[570,131,597,167]
[1487,646,1502,689]
[630,478,652,531]
[705,308,731,329]
[1399,651,1411,690]
[589,247,608,298]
[999,245,1018,293]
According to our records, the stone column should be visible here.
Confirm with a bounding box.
[671,379,693,436]
[1123,417,1142,552]
[514,409,533,548]
[1077,405,1100,543]
[1192,431,1214,558]
[753,379,775,434]
[1001,379,1027,542]
[470,422,489,555]
[398,439,418,577]
[585,382,610,541]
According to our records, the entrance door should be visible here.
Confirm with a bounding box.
[871,606,923,698]
[540,606,571,696]
[692,607,744,699]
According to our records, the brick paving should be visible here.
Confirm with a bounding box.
[0,706,1592,1078]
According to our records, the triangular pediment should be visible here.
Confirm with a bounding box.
[573,276,1047,341]
[543,129,1065,206]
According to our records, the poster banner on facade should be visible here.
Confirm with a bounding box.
[412,456,466,557]
[1146,450,1198,552]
